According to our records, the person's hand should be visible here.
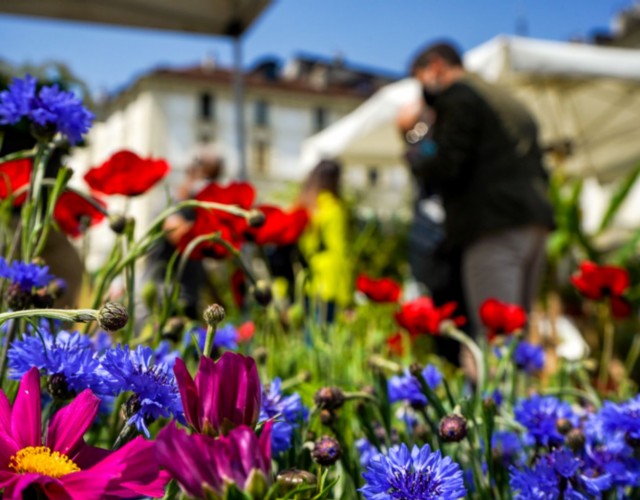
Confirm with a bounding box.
[163,214,193,245]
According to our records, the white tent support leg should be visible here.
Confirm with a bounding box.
[233,35,247,180]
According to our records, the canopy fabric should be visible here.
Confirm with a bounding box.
[301,35,640,180]
[0,0,271,36]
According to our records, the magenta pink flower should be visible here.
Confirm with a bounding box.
[156,422,272,498]
[174,352,261,436]
[0,367,167,499]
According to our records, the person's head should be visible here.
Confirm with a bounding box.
[410,41,464,94]
[298,159,342,209]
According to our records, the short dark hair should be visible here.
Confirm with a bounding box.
[410,41,463,75]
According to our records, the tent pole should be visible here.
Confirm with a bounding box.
[233,35,247,180]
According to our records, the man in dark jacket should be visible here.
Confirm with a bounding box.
[407,41,554,337]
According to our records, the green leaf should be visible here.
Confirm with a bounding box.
[598,164,640,234]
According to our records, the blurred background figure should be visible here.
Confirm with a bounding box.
[144,149,224,319]
[298,159,351,324]
[406,41,555,338]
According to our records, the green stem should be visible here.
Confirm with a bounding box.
[203,322,218,358]
[443,322,485,404]
[624,332,640,375]
[597,301,614,392]
[0,307,98,326]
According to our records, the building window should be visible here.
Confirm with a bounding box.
[253,140,270,174]
[255,100,269,127]
[199,92,214,121]
[368,166,379,187]
[313,107,327,132]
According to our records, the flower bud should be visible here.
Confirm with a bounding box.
[98,302,129,331]
[439,414,467,443]
[203,303,225,327]
[276,469,317,498]
[415,423,430,442]
[47,373,76,401]
[5,283,33,311]
[48,279,67,300]
[122,394,142,421]
[311,436,342,466]
[32,289,54,309]
[314,386,345,411]
[247,209,266,228]
[253,347,268,365]
[108,214,128,234]
[556,418,573,435]
[566,428,586,451]
[252,280,273,306]
[408,362,423,378]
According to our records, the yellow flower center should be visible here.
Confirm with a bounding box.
[9,446,80,479]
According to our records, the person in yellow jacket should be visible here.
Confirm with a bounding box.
[298,160,352,323]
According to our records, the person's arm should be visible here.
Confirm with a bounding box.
[408,88,481,187]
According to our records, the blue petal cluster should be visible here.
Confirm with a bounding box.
[100,344,184,436]
[356,438,379,468]
[515,395,575,446]
[388,364,442,406]
[0,75,93,144]
[0,257,55,291]
[360,443,466,500]
[184,324,239,352]
[259,377,308,455]
[8,327,104,394]
[513,341,545,373]
[491,430,524,465]
[510,449,612,499]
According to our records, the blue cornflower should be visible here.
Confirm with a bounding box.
[8,329,104,396]
[388,364,442,406]
[360,443,466,500]
[510,449,612,499]
[515,395,576,447]
[491,430,524,465]
[598,394,640,443]
[100,344,184,436]
[0,257,54,291]
[356,438,379,468]
[514,341,545,374]
[184,324,239,352]
[259,377,308,455]
[153,340,180,369]
[0,75,93,144]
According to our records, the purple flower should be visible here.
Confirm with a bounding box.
[388,364,442,405]
[360,443,466,499]
[515,395,575,447]
[0,75,93,144]
[514,341,545,373]
[156,422,272,498]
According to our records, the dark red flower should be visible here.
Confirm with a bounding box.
[230,268,247,308]
[84,150,170,196]
[246,205,309,246]
[177,209,240,260]
[53,191,107,238]
[479,298,527,342]
[356,274,402,303]
[394,297,465,336]
[386,332,405,356]
[0,158,31,205]
[610,296,633,319]
[195,181,255,235]
[571,261,629,300]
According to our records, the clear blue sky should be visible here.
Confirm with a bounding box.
[0,0,633,96]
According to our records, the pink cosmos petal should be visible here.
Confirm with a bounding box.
[2,473,55,500]
[11,367,41,449]
[116,470,171,499]
[174,358,201,433]
[58,469,113,500]
[73,443,111,469]
[47,389,100,457]
[195,356,219,432]
[0,470,20,489]
[0,390,11,431]
[0,427,19,470]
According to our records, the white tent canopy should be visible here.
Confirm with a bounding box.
[301,35,640,180]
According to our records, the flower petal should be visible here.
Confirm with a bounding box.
[174,358,201,433]
[47,389,100,457]
[11,367,41,448]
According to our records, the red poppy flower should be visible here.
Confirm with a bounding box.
[0,158,31,205]
[84,150,170,196]
[246,205,309,246]
[479,298,527,342]
[53,191,107,238]
[177,209,240,260]
[195,181,255,233]
[386,332,405,356]
[356,274,402,303]
[610,296,633,319]
[394,297,465,337]
[237,321,255,342]
[571,261,629,300]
